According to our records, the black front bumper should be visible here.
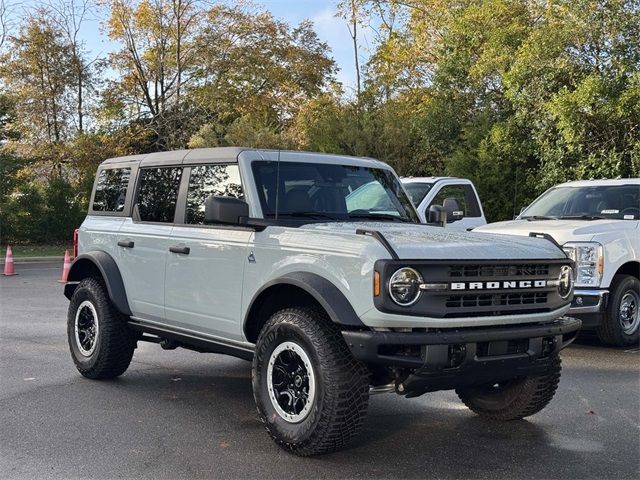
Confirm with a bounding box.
[342,317,581,397]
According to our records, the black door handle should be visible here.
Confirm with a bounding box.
[117,240,135,248]
[169,245,190,255]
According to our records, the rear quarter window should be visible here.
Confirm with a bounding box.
[92,168,131,212]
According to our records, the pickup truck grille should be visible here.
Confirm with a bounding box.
[449,264,550,278]
[374,259,572,319]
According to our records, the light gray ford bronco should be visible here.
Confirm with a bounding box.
[64,148,580,455]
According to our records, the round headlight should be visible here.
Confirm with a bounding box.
[558,265,573,299]
[388,267,423,306]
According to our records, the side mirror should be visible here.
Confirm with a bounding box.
[442,197,464,223]
[427,205,447,227]
[204,196,249,225]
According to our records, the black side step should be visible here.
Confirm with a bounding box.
[128,321,254,361]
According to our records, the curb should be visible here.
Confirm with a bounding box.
[2,256,65,264]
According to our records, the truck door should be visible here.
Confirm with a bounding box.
[424,182,486,229]
[164,163,252,341]
[117,166,182,322]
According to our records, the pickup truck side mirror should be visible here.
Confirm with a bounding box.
[204,196,249,225]
[442,197,464,223]
[427,205,447,227]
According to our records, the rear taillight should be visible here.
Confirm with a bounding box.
[73,228,79,258]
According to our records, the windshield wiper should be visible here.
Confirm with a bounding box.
[557,215,606,220]
[348,212,412,223]
[522,215,557,221]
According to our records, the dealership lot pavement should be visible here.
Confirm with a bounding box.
[1,263,639,479]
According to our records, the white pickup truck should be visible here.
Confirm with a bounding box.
[401,177,486,230]
[476,179,640,346]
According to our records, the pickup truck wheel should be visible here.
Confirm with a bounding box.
[252,307,369,456]
[596,275,640,347]
[455,356,561,421]
[67,277,136,379]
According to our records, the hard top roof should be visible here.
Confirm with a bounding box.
[100,147,388,169]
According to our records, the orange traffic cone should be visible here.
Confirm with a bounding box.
[58,250,71,283]
[2,245,17,276]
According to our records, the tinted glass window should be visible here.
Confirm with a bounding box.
[429,184,481,217]
[92,168,131,212]
[137,167,182,223]
[252,161,418,223]
[186,165,243,224]
[403,182,433,206]
[521,185,640,220]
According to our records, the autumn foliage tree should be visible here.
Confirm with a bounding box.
[0,0,639,242]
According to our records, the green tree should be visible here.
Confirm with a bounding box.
[190,5,336,135]
[0,9,76,146]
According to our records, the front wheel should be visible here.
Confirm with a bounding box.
[252,307,370,456]
[456,356,561,421]
[67,277,136,379]
[596,274,640,347]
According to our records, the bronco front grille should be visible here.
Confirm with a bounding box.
[449,264,550,278]
[374,258,571,318]
[445,292,548,309]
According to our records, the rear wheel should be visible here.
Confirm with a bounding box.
[67,277,136,379]
[596,275,640,347]
[456,356,561,421]
[252,307,369,456]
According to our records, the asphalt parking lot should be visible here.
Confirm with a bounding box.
[1,262,639,479]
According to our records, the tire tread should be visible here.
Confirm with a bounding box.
[456,356,561,421]
[253,307,369,456]
[68,277,135,379]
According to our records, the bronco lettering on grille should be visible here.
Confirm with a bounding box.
[450,280,548,290]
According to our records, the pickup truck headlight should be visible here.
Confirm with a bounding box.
[388,267,423,306]
[562,242,603,287]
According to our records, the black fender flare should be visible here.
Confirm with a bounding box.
[243,272,365,335]
[63,251,132,316]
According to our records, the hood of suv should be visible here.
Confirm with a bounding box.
[474,218,637,245]
[301,222,566,260]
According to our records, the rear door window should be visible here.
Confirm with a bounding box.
[185,164,243,225]
[92,168,131,212]
[136,167,182,223]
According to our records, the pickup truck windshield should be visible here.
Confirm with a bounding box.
[403,182,433,205]
[521,184,640,220]
[252,161,419,223]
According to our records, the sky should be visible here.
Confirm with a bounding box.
[6,0,371,95]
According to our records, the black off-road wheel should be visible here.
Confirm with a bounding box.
[455,356,561,421]
[596,275,640,347]
[67,277,136,379]
[252,307,370,456]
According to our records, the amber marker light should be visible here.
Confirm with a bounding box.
[373,271,381,296]
[598,254,604,275]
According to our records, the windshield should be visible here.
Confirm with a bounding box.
[403,182,433,206]
[252,161,419,223]
[521,184,640,220]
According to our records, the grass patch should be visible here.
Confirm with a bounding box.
[5,244,72,258]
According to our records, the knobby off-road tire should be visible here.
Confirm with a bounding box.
[455,356,561,421]
[596,274,640,347]
[67,277,136,379]
[252,307,370,456]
